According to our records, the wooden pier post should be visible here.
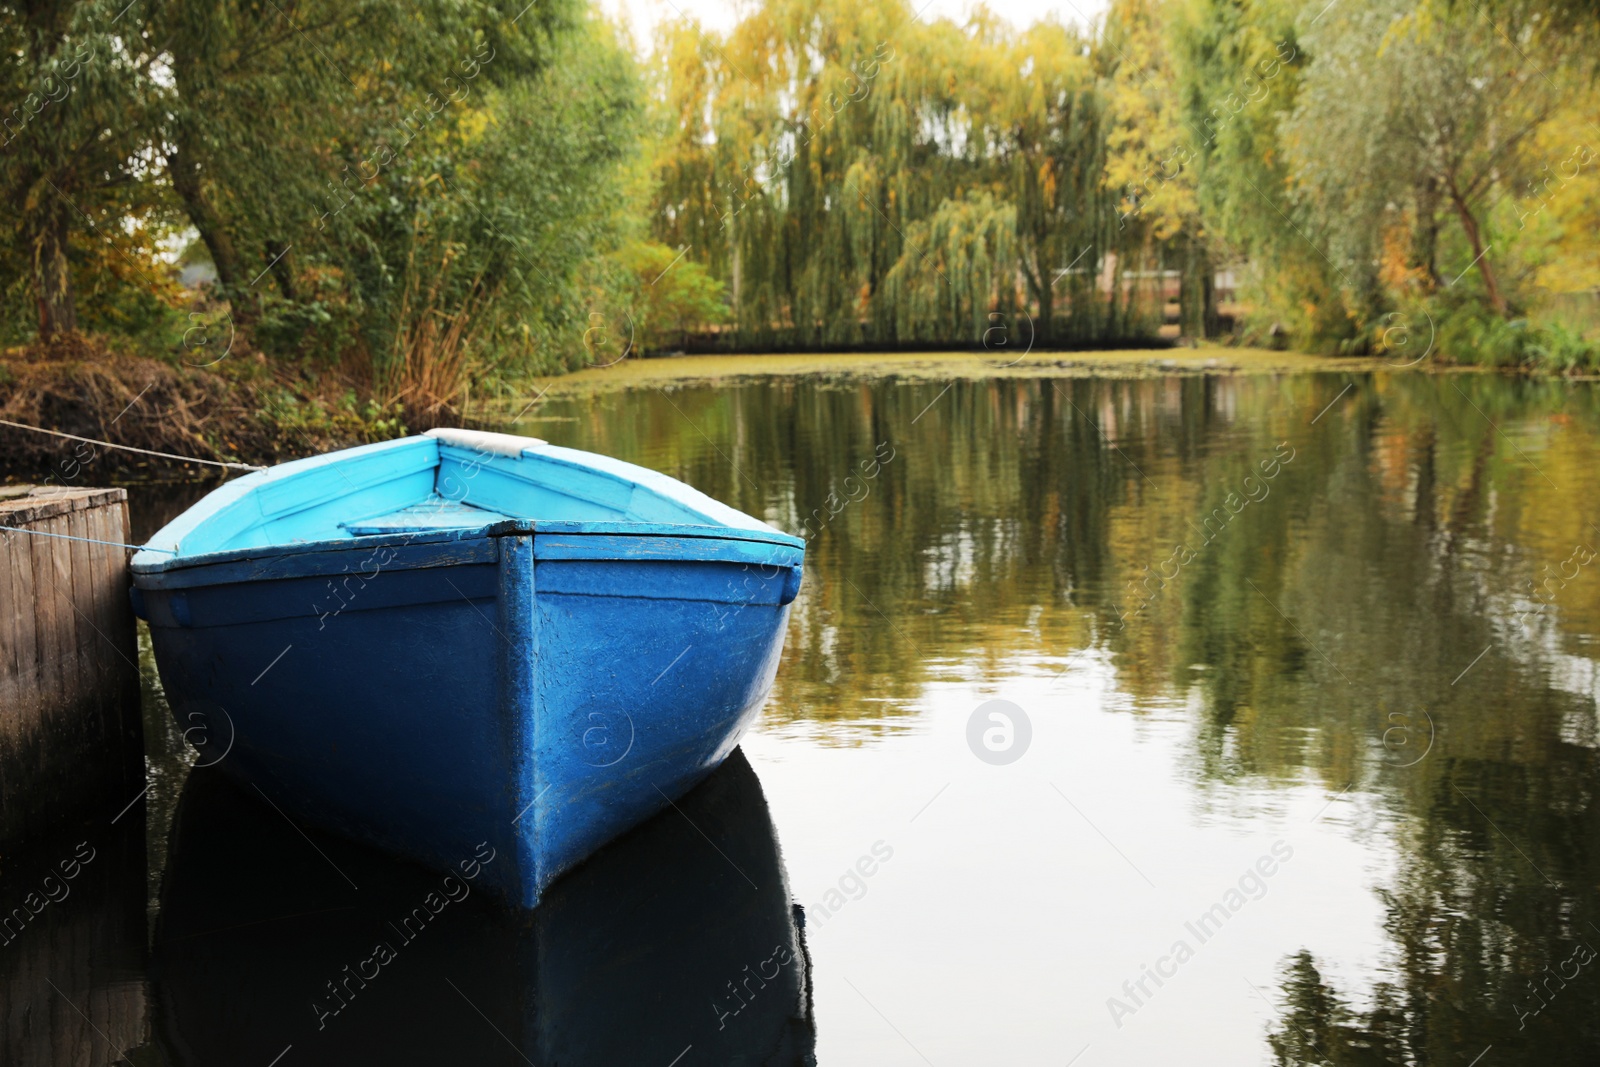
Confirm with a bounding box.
[0,486,143,841]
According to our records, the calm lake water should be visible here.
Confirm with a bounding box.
[8,369,1600,1065]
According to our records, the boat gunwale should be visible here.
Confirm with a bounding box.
[135,432,804,565]
[130,520,804,590]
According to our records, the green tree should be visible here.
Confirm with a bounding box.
[144,0,574,319]
[1102,0,1212,338]
[1170,0,1342,347]
[994,18,1112,344]
[881,189,1016,342]
[649,0,1149,351]
[604,239,730,356]
[1,0,164,339]
[1285,0,1574,318]
[356,13,645,408]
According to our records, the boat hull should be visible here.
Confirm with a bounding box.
[135,523,800,907]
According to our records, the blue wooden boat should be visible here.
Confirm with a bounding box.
[131,429,804,908]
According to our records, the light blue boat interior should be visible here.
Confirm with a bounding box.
[134,429,787,567]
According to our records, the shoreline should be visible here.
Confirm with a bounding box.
[0,342,1557,482]
[507,345,1476,399]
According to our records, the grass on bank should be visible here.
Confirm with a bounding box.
[507,346,1394,400]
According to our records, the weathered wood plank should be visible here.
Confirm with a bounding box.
[0,526,18,712]
[67,506,95,706]
[50,512,78,708]
[87,505,119,698]
[8,521,38,712]
[29,514,64,709]
[104,503,132,694]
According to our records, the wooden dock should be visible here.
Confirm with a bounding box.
[0,486,143,842]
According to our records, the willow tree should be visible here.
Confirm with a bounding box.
[987,18,1119,344]
[652,0,900,345]
[880,189,1017,342]
[1102,0,1212,337]
[651,0,1140,349]
[726,0,946,348]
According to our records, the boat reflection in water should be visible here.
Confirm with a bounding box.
[153,748,816,1065]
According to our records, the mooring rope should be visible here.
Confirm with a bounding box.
[0,418,267,472]
[0,524,177,554]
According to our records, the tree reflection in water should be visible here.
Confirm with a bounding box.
[518,371,1600,1061]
